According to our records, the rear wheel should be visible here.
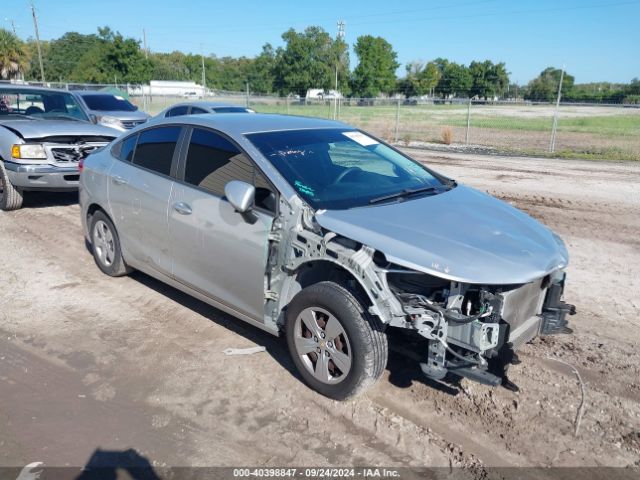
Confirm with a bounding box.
[286,281,388,400]
[90,210,131,277]
[0,162,24,211]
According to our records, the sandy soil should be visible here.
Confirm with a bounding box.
[0,151,639,474]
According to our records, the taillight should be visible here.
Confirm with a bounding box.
[78,158,84,173]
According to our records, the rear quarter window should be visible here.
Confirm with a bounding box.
[114,134,138,162]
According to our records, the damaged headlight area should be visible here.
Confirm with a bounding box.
[385,267,576,390]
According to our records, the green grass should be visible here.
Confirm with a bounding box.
[440,113,640,137]
[250,103,640,138]
[139,97,640,160]
[498,146,640,162]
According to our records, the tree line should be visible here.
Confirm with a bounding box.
[1,26,638,103]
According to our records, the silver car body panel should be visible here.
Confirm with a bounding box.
[107,159,174,277]
[314,185,568,285]
[0,118,119,140]
[168,182,273,320]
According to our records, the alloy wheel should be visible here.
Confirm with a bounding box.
[93,220,115,267]
[293,307,352,384]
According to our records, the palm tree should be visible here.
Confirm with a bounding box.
[0,28,28,80]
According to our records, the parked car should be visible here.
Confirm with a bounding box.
[157,101,255,118]
[181,91,202,99]
[0,84,119,211]
[73,91,150,131]
[79,114,575,399]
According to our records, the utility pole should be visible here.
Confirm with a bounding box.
[30,2,45,83]
[335,20,345,120]
[246,81,250,107]
[200,45,206,97]
[143,28,148,59]
[465,98,472,144]
[549,65,565,153]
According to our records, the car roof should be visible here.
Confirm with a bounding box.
[0,83,74,95]
[170,101,250,110]
[156,113,349,135]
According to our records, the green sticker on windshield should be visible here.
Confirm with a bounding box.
[294,180,315,197]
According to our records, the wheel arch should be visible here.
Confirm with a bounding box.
[86,202,110,226]
[279,259,386,326]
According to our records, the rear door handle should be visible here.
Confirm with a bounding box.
[173,202,192,215]
[112,175,128,186]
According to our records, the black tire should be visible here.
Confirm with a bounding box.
[89,210,131,277]
[0,162,24,211]
[285,281,388,400]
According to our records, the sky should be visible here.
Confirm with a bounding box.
[4,0,640,84]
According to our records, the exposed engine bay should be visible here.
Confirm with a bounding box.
[386,267,575,389]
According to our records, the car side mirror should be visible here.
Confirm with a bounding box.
[225,180,255,213]
[89,114,98,124]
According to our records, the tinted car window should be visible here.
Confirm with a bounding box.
[81,94,137,112]
[211,107,252,113]
[118,134,138,162]
[190,107,208,114]
[184,128,276,211]
[166,106,188,117]
[133,127,181,176]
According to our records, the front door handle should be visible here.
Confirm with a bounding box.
[112,175,128,186]
[173,202,192,215]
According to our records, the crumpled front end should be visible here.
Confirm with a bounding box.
[384,265,576,389]
[269,195,575,391]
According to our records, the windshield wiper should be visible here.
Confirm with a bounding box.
[369,185,441,205]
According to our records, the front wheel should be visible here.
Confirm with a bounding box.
[0,162,24,211]
[285,281,388,400]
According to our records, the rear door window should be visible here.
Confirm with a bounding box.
[132,126,181,176]
[190,107,208,114]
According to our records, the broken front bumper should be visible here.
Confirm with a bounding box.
[4,161,80,191]
[398,272,576,389]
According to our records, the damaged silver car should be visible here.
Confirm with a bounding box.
[80,114,575,399]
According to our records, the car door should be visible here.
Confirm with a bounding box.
[108,125,183,276]
[168,127,277,321]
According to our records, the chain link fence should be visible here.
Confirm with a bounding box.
[8,80,640,160]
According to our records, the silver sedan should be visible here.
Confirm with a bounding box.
[79,113,574,399]
[156,101,254,119]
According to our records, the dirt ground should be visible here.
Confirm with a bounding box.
[1,150,639,475]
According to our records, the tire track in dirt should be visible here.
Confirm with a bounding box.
[2,152,640,468]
